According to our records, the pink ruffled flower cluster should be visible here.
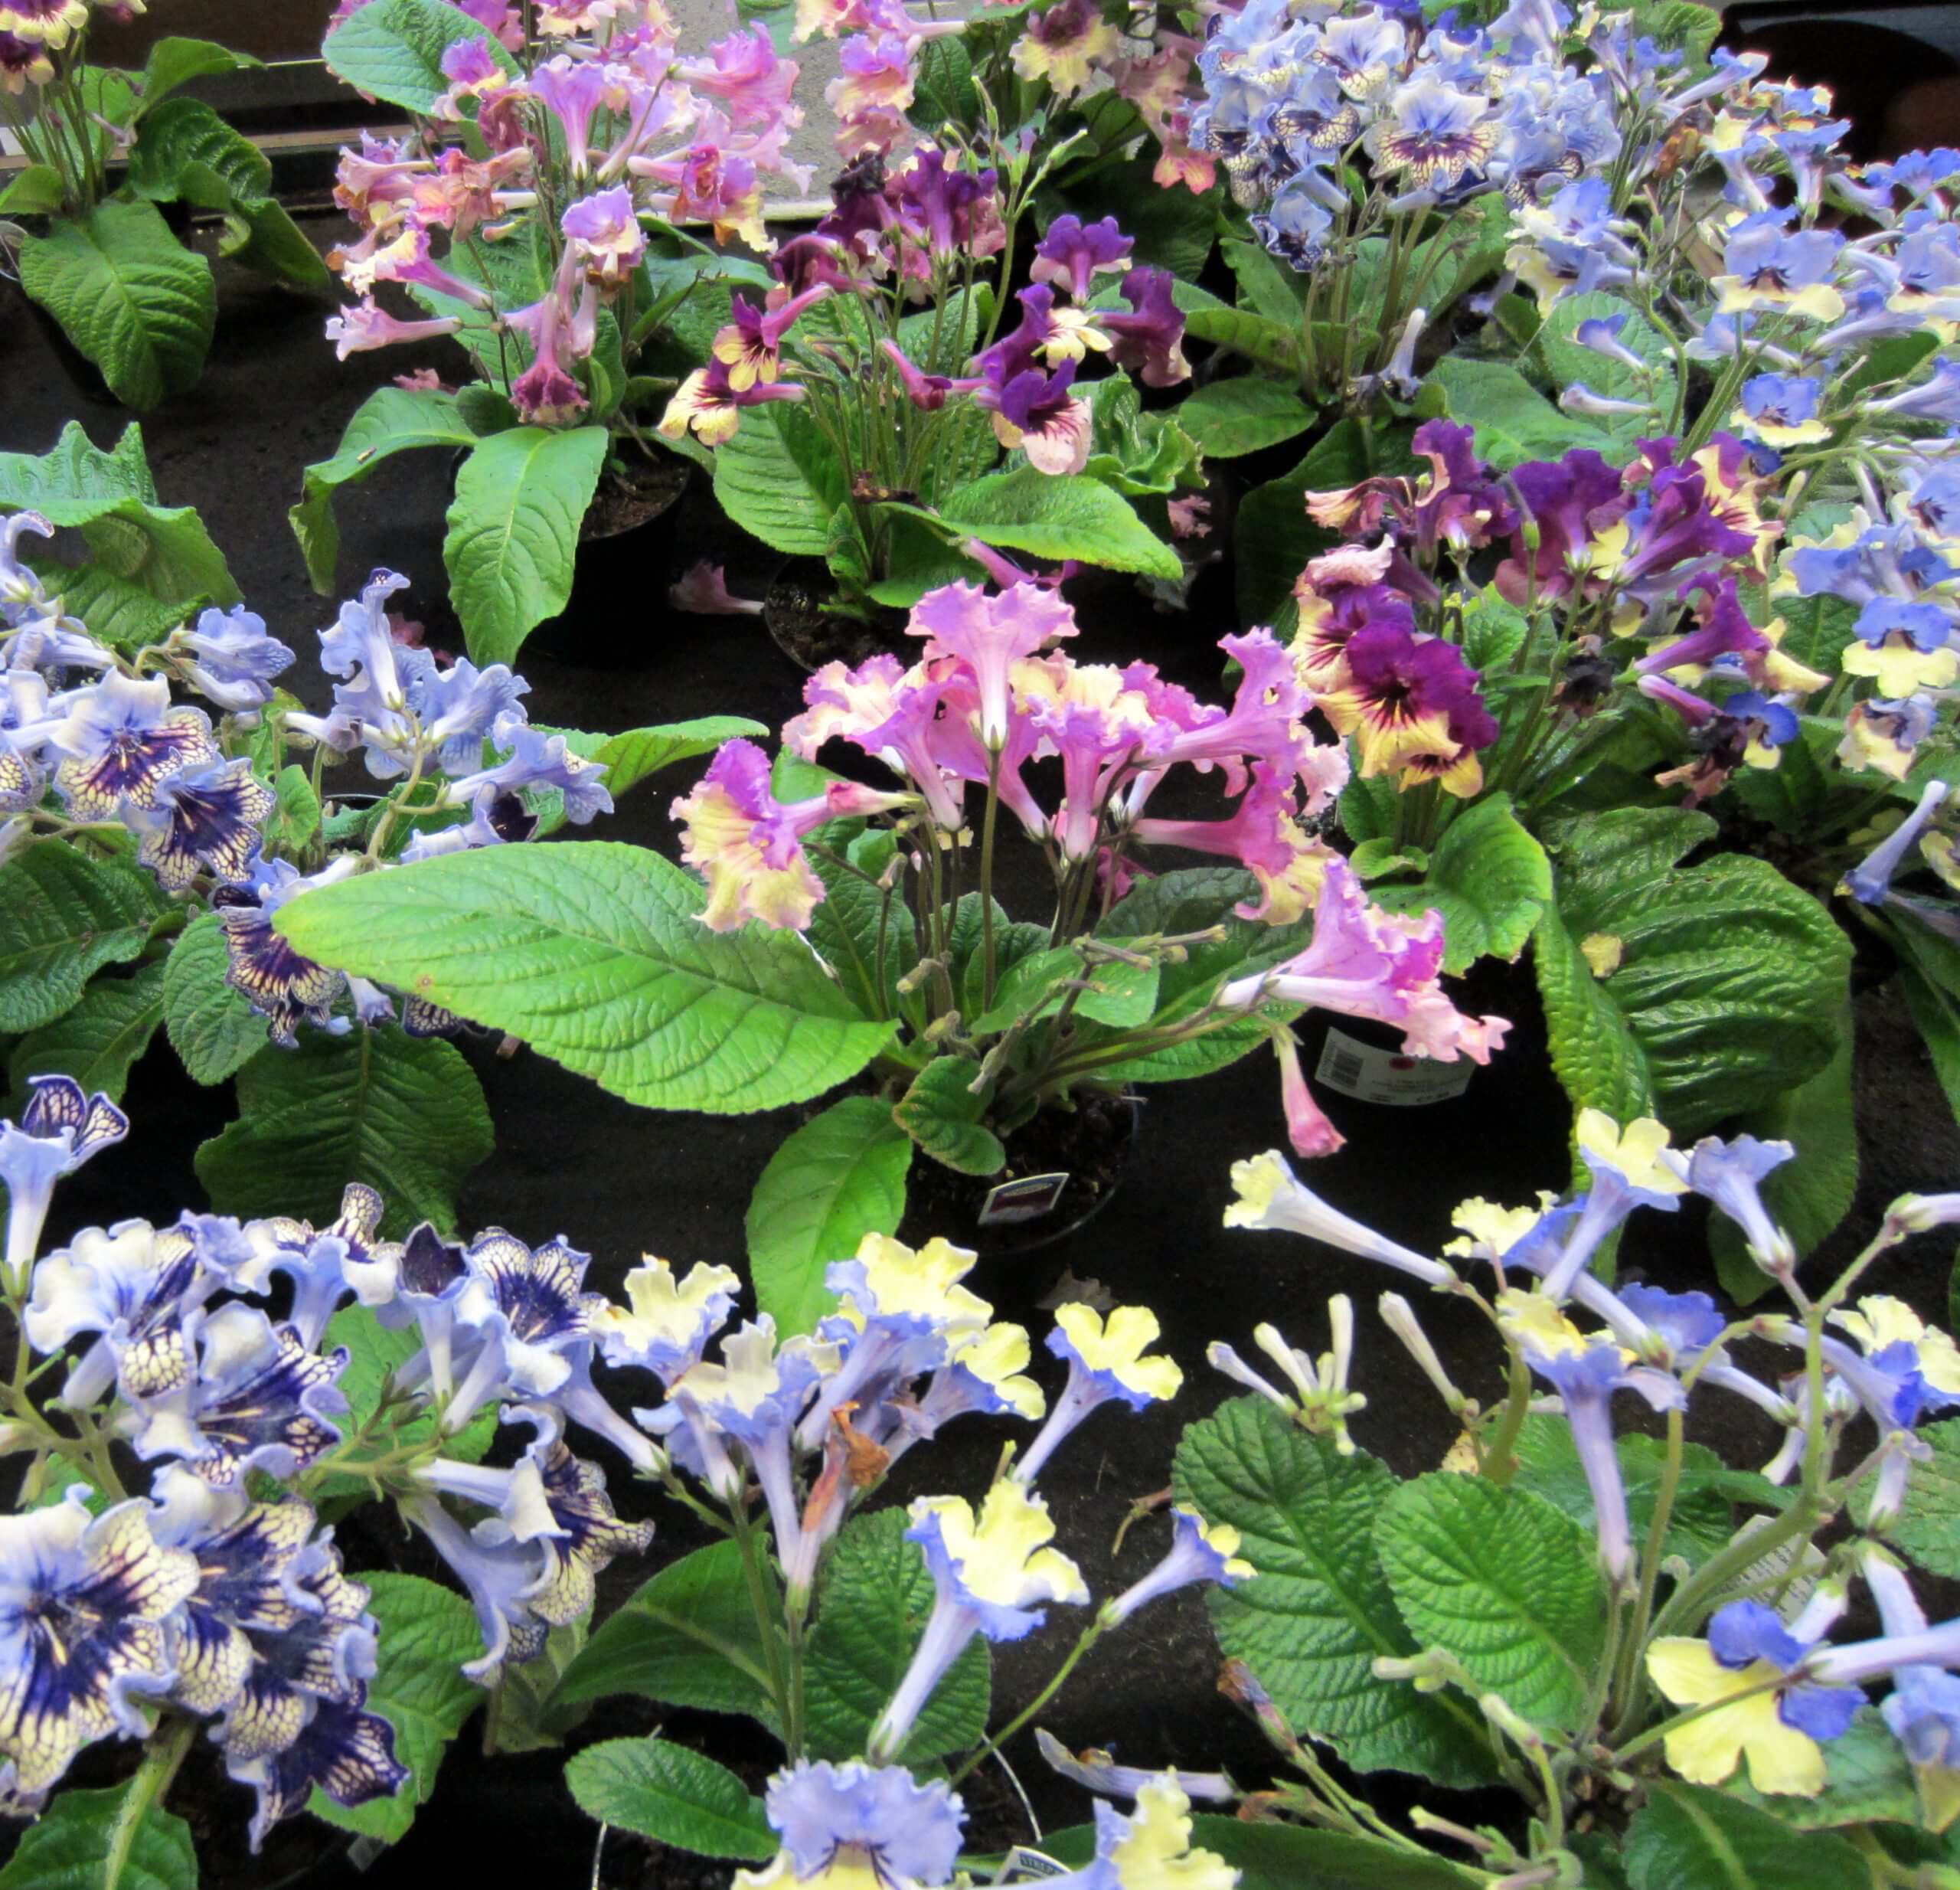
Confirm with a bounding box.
[323,4,808,423]
[673,577,1351,941]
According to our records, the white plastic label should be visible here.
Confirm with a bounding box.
[995,1849,1072,1882]
[978,1172,1072,1227]
[1315,1027,1475,1107]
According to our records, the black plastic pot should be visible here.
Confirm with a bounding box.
[525,457,691,666]
[763,558,907,673]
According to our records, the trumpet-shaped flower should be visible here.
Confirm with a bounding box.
[178,607,296,714]
[1015,1305,1183,1483]
[0,1493,199,1803]
[443,1231,607,1431]
[1684,1133,1795,1274]
[908,580,1076,750]
[1843,779,1952,905]
[51,672,220,819]
[124,757,276,893]
[1224,1149,1454,1285]
[1647,1600,1863,1794]
[1537,1110,1687,1301]
[759,1761,965,1887]
[1054,1777,1240,1890]
[1103,1507,1253,1627]
[25,1218,207,1408]
[0,1075,127,1286]
[593,1256,743,1385]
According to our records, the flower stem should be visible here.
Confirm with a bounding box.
[109,1713,198,1885]
[948,1620,1104,1788]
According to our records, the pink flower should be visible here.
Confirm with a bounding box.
[786,655,965,830]
[531,55,612,175]
[907,580,1076,749]
[1218,858,1510,1064]
[1017,657,1165,858]
[1274,1026,1344,1157]
[393,368,451,393]
[674,738,905,931]
[670,564,765,616]
[325,298,463,361]
[1158,629,1321,790]
[562,186,646,289]
[1132,763,1337,926]
[826,31,914,155]
[506,254,599,426]
[328,226,495,307]
[677,26,802,132]
[1168,495,1210,540]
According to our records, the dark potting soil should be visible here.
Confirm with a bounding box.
[763,559,907,672]
[588,456,691,541]
[6,231,1960,1888]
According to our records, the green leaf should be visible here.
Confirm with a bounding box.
[322,0,519,113]
[1534,896,1653,1140]
[972,943,1160,1035]
[0,1780,197,1890]
[1042,1816,1486,1890]
[1540,809,1852,1135]
[1887,1418,1960,1578]
[24,558,196,652]
[1375,1473,1605,1732]
[309,1572,482,1843]
[161,911,264,1085]
[550,1541,776,1719]
[137,36,259,111]
[565,1739,775,1862]
[224,193,333,287]
[17,200,214,410]
[712,402,847,557]
[1624,1783,1864,1890]
[0,421,238,607]
[292,387,482,593]
[1771,593,1860,679]
[127,96,270,206]
[0,165,64,215]
[195,1029,492,1238]
[8,962,167,1108]
[1183,303,1303,373]
[263,764,322,857]
[1459,589,1530,672]
[1367,794,1549,973]
[0,842,169,1035]
[1168,379,1315,460]
[1902,962,1960,1133]
[530,718,768,837]
[808,827,913,1020]
[1537,293,1677,453]
[805,1509,991,1764]
[446,425,610,668]
[273,843,897,1113]
[1172,1398,1491,1786]
[1428,357,1605,469]
[748,1095,912,1337]
[940,469,1181,578]
[894,1056,1006,1176]
[1710,1013,1857,1305]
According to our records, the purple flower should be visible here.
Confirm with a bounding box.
[25,1218,209,1408]
[1102,1506,1253,1626]
[0,1075,126,1286]
[1031,214,1132,302]
[217,857,361,1049]
[0,1493,199,1806]
[531,55,612,174]
[1099,267,1189,387]
[178,607,296,713]
[1617,1284,1726,1367]
[125,757,276,892]
[50,672,219,819]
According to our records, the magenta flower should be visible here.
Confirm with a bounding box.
[1031,214,1132,302]
[1636,574,1771,679]
[892,145,1003,259]
[670,563,765,616]
[531,55,612,175]
[325,298,463,361]
[908,580,1076,749]
[678,25,802,131]
[1099,266,1189,387]
[786,655,967,831]
[1495,449,1628,605]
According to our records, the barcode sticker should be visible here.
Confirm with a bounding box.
[995,1849,1072,1882]
[1315,1028,1475,1107]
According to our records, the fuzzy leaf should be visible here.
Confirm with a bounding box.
[273,843,897,1114]
[566,1739,775,1861]
[322,0,518,112]
[127,96,270,205]
[940,468,1180,578]
[195,1029,492,1238]
[0,842,169,1035]
[804,1510,991,1764]
[309,1572,482,1843]
[8,962,167,1108]
[748,1095,913,1337]
[1171,379,1315,459]
[17,200,214,410]
[160,911,264,1085]
[893,1055,1005,1176]
[1536,293,1677,454]
[711,403,846,557]
[1886,1418,1960,1578]
[445,425,610,668]
[1173,1398,1492,1786]
[0,1780,196,1890]
[1429,357,1605,469]
[1624,1784,1864,1890]
[1367,794,1550,973]
[137,37,260,111]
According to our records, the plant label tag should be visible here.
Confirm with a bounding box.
[978,1172,1073,1226]
[994,1847,1072,1881]
[1315,1028,1475,1107]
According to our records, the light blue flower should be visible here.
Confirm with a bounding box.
[398,785,534,863]
[24,1218,210,1408]
[1844,778,1950,905]
[400,1495,552,1683]
[0,512,53,626]
[123,756,276,892]
[412,656,531,778]
[0,1074,127,1285]
[443,1231,608,1431]
[1683,1133,1796,1274]
[244,1183,400,1350]
[763,1761,966,1885]
[179,606,296,713]
[317,570,419,773]
[443,715,613,825]
[1015,1303,1183,1485]
[1034,1728,1237,1803]
[0,1491,199,1805]
[50,672,219,819]
[1102,1506,1254,1627]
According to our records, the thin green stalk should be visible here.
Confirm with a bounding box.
[1616,1408,1684,1712]
[106,1716,198,1884]
[949,1621,1104,1787]
[729,1501,794,1752]
[978,750,1002,1013]
[1479,1349,1532,1486]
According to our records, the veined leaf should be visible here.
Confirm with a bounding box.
[8,962,168,1108]
[566,1740,774,1861]
[0,1780,194,1890]
[1174,379,1315,459]
[161,911,264,1085]
[0,842,169,1036]
[1625,1784,1864,1890]
[1367,793,1549,973]
[322,0,518,113]
[940,468,1180,578]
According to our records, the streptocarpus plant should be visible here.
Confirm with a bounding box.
[268,571,1513,1323]
[0,15,326,407]
[0,1081,1256,1888]
[1171,1117,1960,1888]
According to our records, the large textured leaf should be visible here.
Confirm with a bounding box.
[17,200,214,410]
[445,425,610,667]
[136,36,260,112]
[1159,379,1315,460]
[0,1780,195,1890]
[711,402,846,556]
[1540,809,1851,1135]
[1624,1784,1864,1890]
[273,844,896,1114]
[0,422,237,607]
[1172,1398,1491,1785]
[8,962,167,1107]
[1537,293,1677,455]
[1886,1418,1960,1578]
[807,827,913,1020]
[550,1541,775,1719]
[1429,357,1605,469]
[160,911,264,1085]
[23,558,195,652]
[1533,895,1654,1140]
[293,387,478,593]
[1375,1473,1606,1733]
[322,0,518,113]
[127,96,270,205]
[565,1739,774,1861]
[805,1509,991,1764]
[1368,794,1550,973]
[0,842,169,1035]
[748,1095,912,1336]
[309,1573,482,1843]
[195,1030,493,1238]
[940,469,1180,578]
[893,1055,1006,1176]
